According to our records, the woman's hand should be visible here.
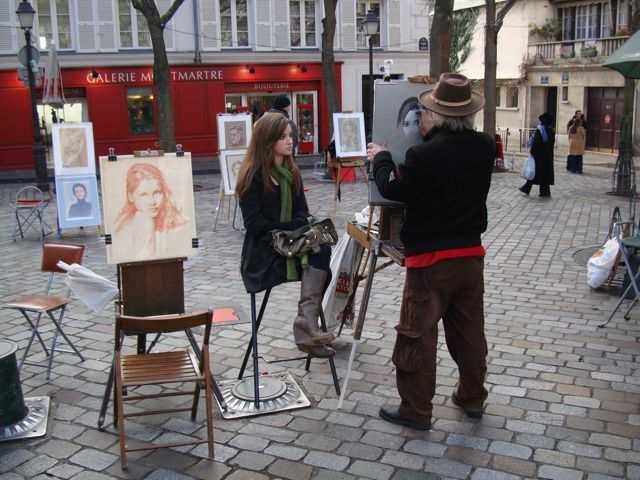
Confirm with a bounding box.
[367,142,388,162]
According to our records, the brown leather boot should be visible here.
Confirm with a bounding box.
[293,267,336,346]
[297,343,336,358]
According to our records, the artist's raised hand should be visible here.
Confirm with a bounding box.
[367,142,388,162]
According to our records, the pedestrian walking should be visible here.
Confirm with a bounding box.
[519,112,555,197]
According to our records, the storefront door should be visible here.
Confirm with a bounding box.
[586,87,624,152]
[293,91,317,154]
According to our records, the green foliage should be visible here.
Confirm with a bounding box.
[529,18,561,41]
[450,8,478,73]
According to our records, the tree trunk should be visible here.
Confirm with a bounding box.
[429,0,453,79]
[321,0,339,141]
[483,0,497,139]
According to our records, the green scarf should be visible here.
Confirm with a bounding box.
[270,160,307,280]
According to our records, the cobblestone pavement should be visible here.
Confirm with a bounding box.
[0,156,639,480]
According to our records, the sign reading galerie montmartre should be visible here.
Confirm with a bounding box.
[87,68,225,84]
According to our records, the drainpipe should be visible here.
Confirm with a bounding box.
[193,0,202,64]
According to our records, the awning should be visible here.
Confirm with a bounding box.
[42,40,65,108]
[602,30,640,79]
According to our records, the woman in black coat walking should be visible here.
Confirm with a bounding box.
[519,112,555,197]
[236,113,335,358]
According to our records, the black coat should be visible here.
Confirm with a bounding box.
[373,126,494,256]
[239,168,310,293]
[530,126,555,186]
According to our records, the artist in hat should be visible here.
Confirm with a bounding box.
[268,94,299,152]
[366,72,495,430]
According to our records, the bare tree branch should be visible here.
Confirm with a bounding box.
[160,0,187,27]
[495,0,518,29]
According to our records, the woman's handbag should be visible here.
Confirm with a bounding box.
[265,218,338,258]
[521,154,536,181]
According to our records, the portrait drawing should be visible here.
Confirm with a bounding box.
[333,112,366,157]
[224,121,247,149]
[99,153,197,264]
[217,113,252,150]
[55,175,102,229]
[52,123,96,176]
[220,150,246,195]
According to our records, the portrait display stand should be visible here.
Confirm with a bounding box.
[337,193,405,409]
[97,258,226,430]
[213,148,246,232]
[329,156,369,220]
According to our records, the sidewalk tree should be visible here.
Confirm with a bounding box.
[429,0,454,79]
[131,0,186,152]
[483,0,519,139]
[321,0,339,139]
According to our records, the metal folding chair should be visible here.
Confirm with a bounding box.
[4,242,86,379]
[600,221,640,327]
[10,186,53,241]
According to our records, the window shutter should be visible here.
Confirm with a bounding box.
[200,0,220,51]
[96,0,117,51]
[340,0,356,51]
[76,0,97,52]
[255,0,273,51]
[273,0,289,49]
[387,0,401,51]
[0,0,16,54]
[157,0,175,51]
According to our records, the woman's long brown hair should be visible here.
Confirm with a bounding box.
[235,113,301,199]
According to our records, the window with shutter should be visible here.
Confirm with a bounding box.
[96,0,117,51]
[273,0,289,49]
[340,0,356,51]
[36,0,73,50]
[255,0,272,50]
[200,0,220,51]
[289,0,317,48]
[221,0,249,47]
[387,0,400,50]
[0,0,17,54]
[117,0,151,49]
[76,0,97,52]
[356,1,380,48]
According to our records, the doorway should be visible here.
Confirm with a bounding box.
[292,91,317,154]
[586,87,624,152]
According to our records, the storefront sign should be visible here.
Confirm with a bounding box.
[86,68,224,84]
[540,76,549,85]
[254,82,290,90]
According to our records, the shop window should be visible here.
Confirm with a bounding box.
[496,88,501,108]
[506,87,518,108]
[37,0,72,50]
[290,1,317,47]
[220,0,249,47]
[357,1,381,48]
[118,0,151,49]
[225,95,242,113]
[128,88,155,136]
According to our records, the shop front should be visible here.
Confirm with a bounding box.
[0,63,340,171]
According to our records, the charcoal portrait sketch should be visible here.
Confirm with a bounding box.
[220,150,246,195]
[225,122,247,149]
[217,113,252,150]
[60,128,88,168]
[99,153,197,264]
[52,123,96,176]
[55,175,102,229]
[333,113,366,157]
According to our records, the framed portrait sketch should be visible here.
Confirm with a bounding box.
[217,113,252,150]
[333,113,366,158]
[54,175,102,229]
[372,79,435,165]
[219,149,246,195]
[52,123,96,176]
[99,153,198,265]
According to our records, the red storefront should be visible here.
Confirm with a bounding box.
[0,62,342,170]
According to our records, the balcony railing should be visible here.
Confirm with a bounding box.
[527,36,629,65]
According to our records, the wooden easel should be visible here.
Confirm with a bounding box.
[329,157,369,219]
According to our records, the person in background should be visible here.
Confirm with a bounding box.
[268,94,299,153]
[367,72,494,430]
[236,113,335,358]
[567,117,586,174]
[519,112,556,198]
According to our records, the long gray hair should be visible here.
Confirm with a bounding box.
[433,112,475,132]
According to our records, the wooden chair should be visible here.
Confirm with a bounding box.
[114,310,214,469]
[4,242,85,379]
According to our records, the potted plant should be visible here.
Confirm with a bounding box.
[616,28,630,37]
[559,45,575,58]
[581,45,597,57]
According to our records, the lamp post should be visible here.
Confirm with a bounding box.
[17,0,48,192]
[362,10,379,140]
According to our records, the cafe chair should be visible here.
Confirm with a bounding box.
[600,221,640,327]
[10,186,53,241]
[4,242,86,379]
[114,310,214,469]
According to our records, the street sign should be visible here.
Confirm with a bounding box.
[18,45,40,67]
[17,67,43,87]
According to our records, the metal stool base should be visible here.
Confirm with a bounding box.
[216,372,309,419]
[0,396,50,442]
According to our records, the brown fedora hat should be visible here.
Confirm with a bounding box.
[418,73,485,117]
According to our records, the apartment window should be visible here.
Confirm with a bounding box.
[618,0,629,31]
[290,1,317,47]
[561,86,569,103]
[119,0,151,48]
[128,88,155,136]
[506,87,518,109]
[220,0,248,47]
[576,4,598,39]
[357,1,380,48]
[601,2,612,37]
[496,88,501,108]
[37,0,72,50]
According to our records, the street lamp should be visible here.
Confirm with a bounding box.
[362,10,379,140]
[17,0,49,192]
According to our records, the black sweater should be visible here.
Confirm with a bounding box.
[372,126,494,257]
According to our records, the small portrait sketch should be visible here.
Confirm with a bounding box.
[67,182,93,219]
[220,150,247,195]
[60,127,89,168]
[99,154,197,264]
[225,121,247,149]
[54,175,101,229]
[333,112,366,157]
[339,119,361,152]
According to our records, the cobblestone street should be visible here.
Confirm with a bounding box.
[0,155,638,479]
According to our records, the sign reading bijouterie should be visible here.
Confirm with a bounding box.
[254,82,290,90]
[86,69,224,84]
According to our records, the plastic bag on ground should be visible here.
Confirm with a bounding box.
[586,238,619,288]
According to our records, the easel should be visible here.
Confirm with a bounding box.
[329,157,369,220]
[97,258,226,430]
[213,182,242,231]
[337,194,405,409]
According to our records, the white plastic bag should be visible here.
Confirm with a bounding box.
[586,239,619,288]
[520,154,536,181]
[57,261,119,313]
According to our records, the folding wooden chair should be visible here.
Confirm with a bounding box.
[4,242,85,379]
[114,310,214,469]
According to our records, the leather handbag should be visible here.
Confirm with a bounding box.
[265,218,338,258]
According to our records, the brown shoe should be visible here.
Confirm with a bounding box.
[452,391,484,419]
[297,343,335,358]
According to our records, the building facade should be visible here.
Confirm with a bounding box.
[0,0,430,170]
